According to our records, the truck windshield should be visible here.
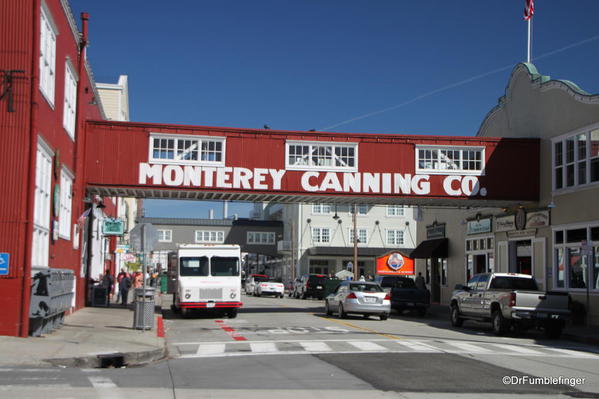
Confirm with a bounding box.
[490,277,538,290]
[180,257,209,276]
[211,256,239,277]
[394,279,416,289]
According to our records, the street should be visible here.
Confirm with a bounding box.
[1,294,598,398]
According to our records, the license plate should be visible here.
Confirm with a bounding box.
[206,302,215,308]
[364,297,377,303]
[316,286,322,289]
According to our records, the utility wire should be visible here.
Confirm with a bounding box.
[319,34,599,132]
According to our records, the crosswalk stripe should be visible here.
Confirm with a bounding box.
[446,341,493,353]
[300,341,332,352]
[250,342,278,353]
[197,343,226,355]
[542,347,598,358]
[395,341,439,352]
[491,344,543,355]
[347,341,387,351]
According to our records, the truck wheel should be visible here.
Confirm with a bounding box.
[544,322,563,339]
[450,304,463,327]
[227,309,238,319]
[492,310,509,336]
[181,307,191,319]
[338,303,347,319]
[325,300,332,316]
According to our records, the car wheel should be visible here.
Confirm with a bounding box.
[380,313,388,321]
[325,300,332,316]
[181,307,191,319]
[256,292,261,297]
[492,310,509,336]
[450,304,464,327]
[227,308,238,319]
[338,303,347,319]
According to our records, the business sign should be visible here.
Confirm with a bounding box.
[495,215,515,232]
[426,223,446,239]
[376,252,414,275]
[0,253,9,276]
[466,218,492,235]
[526,210,549,228]
[103,218,124,236]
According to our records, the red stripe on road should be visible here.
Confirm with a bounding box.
[214,320,247,341]
[157,316,165,338]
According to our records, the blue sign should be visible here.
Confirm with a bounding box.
[0,253,9,276]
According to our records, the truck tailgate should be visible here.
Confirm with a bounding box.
[515,290,569,312]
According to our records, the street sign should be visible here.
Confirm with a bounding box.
[0,253,9,276]
[129,223,159,252]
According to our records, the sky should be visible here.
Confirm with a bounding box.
[70,0,599,219]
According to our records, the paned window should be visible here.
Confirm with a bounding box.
[312,227,330,244]
[39,5,57,104]
[312,204,332,214]
[247,231,276,245]
[150,134,225,165]
[416,146,484,175]
[386,229,404,246]
[58,169,73,239]
[553,127,599,190]
[554,225,599,291]
[62,61,77,138]
[195,230,225,243]
[349,228,368,244]
[286,141,357,171]
[158,229,172,242]
[387,205,405,216]
[32,143,52,268]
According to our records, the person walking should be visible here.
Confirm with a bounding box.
[101,269,115,307]
[415,272,426,290]
[119,273,132,306]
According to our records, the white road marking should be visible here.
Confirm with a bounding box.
[249,342,278,353]
[542,347,599,358]
[88,376,126,399]
[445,341,493,353]
[395,340,439,352]
[196,343,226,356]
[346,341,387,351]
[88,376,117,388]
[491,344,543,355]
[300,341,333,352]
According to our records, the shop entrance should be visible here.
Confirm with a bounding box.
[509,240,532,275]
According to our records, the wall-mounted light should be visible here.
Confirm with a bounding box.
[375,220,379,225]
[332,205,340,220]
[306,218,311,224]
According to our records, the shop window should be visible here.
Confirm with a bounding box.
[568,247,587,289]
[286,141,357,171]
[555,247,565,288]
[593,247,599,290]
[426,259,431,284]
[441,258,447,286]
[554,226,599,291]
[566,228,587,243]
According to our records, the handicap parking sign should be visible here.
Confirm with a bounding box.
[0,253,9,276]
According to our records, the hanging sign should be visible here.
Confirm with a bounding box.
[376,252,414,275]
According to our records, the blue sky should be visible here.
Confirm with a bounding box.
[71,1,599,218]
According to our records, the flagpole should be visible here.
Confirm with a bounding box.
[527,18,532,63]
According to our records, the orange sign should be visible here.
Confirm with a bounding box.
[376,252,414,275]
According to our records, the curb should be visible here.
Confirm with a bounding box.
[562,333,599,347]
[44,346,168,369]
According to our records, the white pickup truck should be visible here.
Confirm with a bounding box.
[450,273,570,338]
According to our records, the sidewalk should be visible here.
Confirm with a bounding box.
[426,303,599,346]
[0,294,167,368]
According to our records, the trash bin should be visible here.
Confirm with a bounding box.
[29,267,75,336]
[133,287,155,330]
[160,273,167,293]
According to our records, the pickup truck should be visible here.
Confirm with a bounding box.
[450,273,570,338]
[375,276,430,316]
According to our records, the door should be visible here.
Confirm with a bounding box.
[471,274,490,315]
[497,241,508,273]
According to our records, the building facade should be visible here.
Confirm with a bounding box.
[416,63,599,325]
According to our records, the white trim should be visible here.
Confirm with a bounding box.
[386,205,405,217]
[385,228,405,246]
[62,60,77,139]
[39,2,58,107]
[415,145,486,176]
[58,168,73,240]
[285,140,358,172]
[148,133,226,167]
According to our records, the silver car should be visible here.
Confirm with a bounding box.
[325,281,391,320]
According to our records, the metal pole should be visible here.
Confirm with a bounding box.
[527,18,532,63]
[291,221,296,282]
[141,224,146,331]
[353,204,358,281]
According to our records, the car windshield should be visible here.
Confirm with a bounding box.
[394,279,416,289]
[309,276,327,284]
[211,256,239,276]
[489,277,538,290]
[350,283,383,292]
[180,257,209,276]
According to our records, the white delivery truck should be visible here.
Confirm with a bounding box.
[170,244,242,318]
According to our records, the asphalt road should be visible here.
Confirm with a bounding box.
[1,294,598,398]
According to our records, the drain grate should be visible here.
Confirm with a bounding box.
[97,353,126,368]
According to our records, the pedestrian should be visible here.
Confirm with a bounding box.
[116,268,130,303]
[415,272,426,290]
[119,273,132,306]
[101,269,115,306]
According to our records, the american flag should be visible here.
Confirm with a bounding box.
[524,0,534,21]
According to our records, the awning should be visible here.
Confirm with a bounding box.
[410,238,448,259]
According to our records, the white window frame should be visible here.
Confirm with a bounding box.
[386,229,404,246]
[195,230,225,243]
[349,228,368,245]
[286,140,358,172]
[149,133,226,166]
[350,204,368,216]
[157,229,172,242]
[247,231,276,245]
[386,205,405,217]
[311,227,330,244]
[58,168,73,240]
[62,60,78,139]
[312,203,332,215]
[415,145,485,176]
[552,222,599,292]
[39,3,57,106]
[552,123,599,193]
[32,140,53,268]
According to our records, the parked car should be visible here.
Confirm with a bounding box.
[255,278,285,298]
[325,281,391,320]
[244,274,269,295]
[297,274,328,299]
[384,276,430,316]
[450,273,571,338]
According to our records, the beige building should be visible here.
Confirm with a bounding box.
[415,63,599,325]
